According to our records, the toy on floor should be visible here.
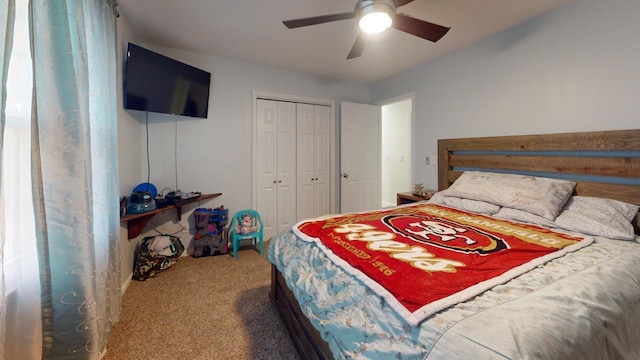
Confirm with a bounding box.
[236,213,259,234]
[192,206,229,257]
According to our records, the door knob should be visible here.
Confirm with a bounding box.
[342,173,349,179]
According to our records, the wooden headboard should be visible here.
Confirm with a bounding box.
[437,129,640,234]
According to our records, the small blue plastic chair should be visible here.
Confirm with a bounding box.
[228,209,264,259]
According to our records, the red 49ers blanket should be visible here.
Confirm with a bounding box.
[293,203,592,326]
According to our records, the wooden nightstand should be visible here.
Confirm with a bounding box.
[396,191,434,205]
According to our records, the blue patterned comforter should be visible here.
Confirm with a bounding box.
[268,215,640,359]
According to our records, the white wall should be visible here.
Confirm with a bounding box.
[371,0,640,191]
[381,99,412,206]
[116,16,144,292]
[116,14,372,289]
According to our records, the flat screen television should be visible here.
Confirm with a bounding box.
[124,43,211,118]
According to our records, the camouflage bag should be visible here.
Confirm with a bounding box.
[133,235,185,281]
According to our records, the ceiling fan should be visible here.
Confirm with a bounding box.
[282,0,450,59]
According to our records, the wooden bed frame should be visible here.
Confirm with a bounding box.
[270,128,640,359]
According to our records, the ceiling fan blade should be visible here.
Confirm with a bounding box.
[283,12,355,29]
[392,14,450,42]
[346,33,366,59]
[392,0,415,7]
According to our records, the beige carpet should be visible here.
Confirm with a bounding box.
[104,246,298,360]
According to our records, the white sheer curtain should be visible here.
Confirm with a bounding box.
[1,0,42,358]
[1,0,121,359]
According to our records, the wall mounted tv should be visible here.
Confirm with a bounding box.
[124,43,211,118]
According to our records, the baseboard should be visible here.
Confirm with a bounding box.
[121,273,132,295]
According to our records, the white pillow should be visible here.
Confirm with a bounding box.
[445,171,576,220]
[493,207,557,228]
[554,196,639,241]
[431,190,501,215]
[494,196,639,241]
[563,196,639,222]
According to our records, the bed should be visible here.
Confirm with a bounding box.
[268,129,640,360]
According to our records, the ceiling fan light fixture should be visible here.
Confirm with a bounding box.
[358,2,393,34]
[282,0,450,60]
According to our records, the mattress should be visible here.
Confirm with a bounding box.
[267,201,640,359]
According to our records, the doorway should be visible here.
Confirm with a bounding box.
[380,98,412,207]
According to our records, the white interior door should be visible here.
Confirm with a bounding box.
[297,104,331,221]
[340,101,380,213]
[256,99,296,240]
[256,99,278,238]
[276,102,297,235]
[296,103,315,221]
[313,105,331,217]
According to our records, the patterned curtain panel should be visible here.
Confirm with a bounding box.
[30,0,121,358]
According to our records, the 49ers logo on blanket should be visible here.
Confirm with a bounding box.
[382,214,509,255]
[294,203,591,326]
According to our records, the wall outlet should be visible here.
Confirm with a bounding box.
[425,154,437,166]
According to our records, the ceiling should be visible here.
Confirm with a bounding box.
[117,0,571,84]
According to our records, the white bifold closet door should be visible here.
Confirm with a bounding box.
[296,103,331,222]
[256,99,297,240]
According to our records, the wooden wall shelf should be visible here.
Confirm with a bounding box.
[120,193,222,239]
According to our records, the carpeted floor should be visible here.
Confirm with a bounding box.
[104,246,298,360]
